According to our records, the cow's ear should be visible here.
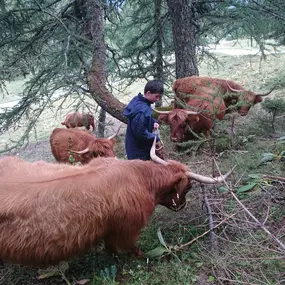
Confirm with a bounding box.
[254,96,262,104]
[174,174,191,194]
[158,114,169,124]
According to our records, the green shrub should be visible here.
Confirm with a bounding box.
[261,98,285,130]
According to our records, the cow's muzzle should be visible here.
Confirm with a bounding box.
[169,200,187,212]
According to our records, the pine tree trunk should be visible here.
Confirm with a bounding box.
[88,0,127,123]
[166,0,199,78]
[155,0,164,108]
[98,108,106,137]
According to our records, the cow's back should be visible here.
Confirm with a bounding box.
[50,128,94,163]
[0,157,157,265]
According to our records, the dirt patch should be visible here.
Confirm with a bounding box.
[6,140,55,162]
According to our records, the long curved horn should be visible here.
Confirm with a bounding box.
[70,148,89,154]
[186,165,236,184]
[150,136,168,165]
[153,109,171,115]
[185,110,200,115]
[255,86,276,97]
[108,123,123,140]
[226,82,245,93]
[153,109,199,115]
[227,82,276,97]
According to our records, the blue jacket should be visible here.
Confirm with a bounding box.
[123,93,160,160]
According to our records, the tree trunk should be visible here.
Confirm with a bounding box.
[155,0,164,108]
[166,0,199,78]
[98,108,106,137]
[88,0,127,123]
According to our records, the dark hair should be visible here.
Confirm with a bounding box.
[144,79,164,95]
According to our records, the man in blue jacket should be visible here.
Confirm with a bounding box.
[123,79,163,160]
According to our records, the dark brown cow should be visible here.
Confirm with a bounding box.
[61,112,95,131]
[173,76,274,116]
[50,128,116,164]
[0,138,234,266]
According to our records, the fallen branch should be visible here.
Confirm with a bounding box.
[230,190,285,252]
[262,174,285,182]
[174,214,235,251]
[213,159,285,253]
[201,184,218,251]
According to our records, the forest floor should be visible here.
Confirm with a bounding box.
[1,41,285,285]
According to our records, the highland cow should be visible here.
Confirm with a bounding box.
[173,76,275,116]
[61,112,95,131]
[0,138,233,266]
[50,128,117,164]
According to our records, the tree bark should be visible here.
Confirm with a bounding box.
[98,108,106,137]
[155,0,164,108]
[166,0,199,78]
[88,0,127,123]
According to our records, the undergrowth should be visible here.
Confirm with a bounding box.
[1,53,285,285]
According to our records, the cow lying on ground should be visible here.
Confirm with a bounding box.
[173,76,275,116]
[61,112,95,131]
[0,138,234,266]
[50,127,117,164]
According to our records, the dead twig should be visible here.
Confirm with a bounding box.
[213,158,285,253]
[262,174,285,183]
[201,184,218,251]
[173,214,236,251]
[217,277,260,285]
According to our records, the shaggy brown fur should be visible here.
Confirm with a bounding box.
[50,128,116,164]
[159,79,227,141]
[0,156,192,266]
[61,112,95,131]
[173,76,269,116]
[159,110,201,142]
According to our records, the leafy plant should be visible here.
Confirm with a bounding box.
[218,173,273,198]
[261,98,285,130]
[145,228,173,258]
[98,265,118,285]
[259,150,285,166]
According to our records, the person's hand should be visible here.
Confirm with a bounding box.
[153,122,159,130]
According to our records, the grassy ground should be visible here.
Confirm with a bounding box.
[0,49,285,285]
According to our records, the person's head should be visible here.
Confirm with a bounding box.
[144,79,164,103]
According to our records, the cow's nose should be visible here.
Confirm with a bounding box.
[171,137,178,142]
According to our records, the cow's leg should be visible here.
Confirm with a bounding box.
[104,229,143,257]
[118,231,143,257]
[104,235,118,254]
